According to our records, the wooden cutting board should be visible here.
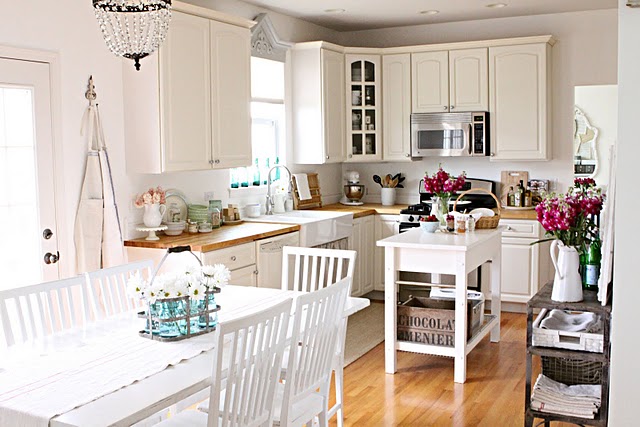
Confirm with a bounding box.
[500,171,529,206]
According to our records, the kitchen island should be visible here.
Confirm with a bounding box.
[377,227,503,383]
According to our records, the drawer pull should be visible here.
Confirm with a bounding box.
[507,225,513,231]
[230,256,237,261]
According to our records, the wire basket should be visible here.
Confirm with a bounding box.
[453,188,501,229]
[138,246,221,342]
[541,356,602,385]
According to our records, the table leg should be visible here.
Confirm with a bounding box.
[384,246,397,374]
[454,269,468,384]
[490,243,502,343]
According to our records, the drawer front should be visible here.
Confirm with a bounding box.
[202,242,256,270]
[500,219,542,239]
[231,264,258,287]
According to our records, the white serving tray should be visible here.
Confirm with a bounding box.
[532,308,604,353]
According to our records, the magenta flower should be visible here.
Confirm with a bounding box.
[423,167,466,198]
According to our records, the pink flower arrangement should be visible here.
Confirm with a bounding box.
[423,167,466,198]
[134,186,166,208]
[535,178,604,249]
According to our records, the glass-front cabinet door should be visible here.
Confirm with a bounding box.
[346,55,382,162]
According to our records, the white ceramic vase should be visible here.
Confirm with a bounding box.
[381,188,396,206]
[143,203,166,228]
[549,240,583,302]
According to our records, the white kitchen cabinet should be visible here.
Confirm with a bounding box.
[449,48,488,112]
[412,48,487,114]
[291,44,346,164]
[348,215,375,297]
[412,51,449,113]
[374,214,400,291]
[345,55,382,162]
[123,8,252,173]
[499,219,553,303]
[382,53,412,162]
[230,264,258,287]
[489,42,551,161]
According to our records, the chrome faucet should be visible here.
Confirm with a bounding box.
[266,164,293,215]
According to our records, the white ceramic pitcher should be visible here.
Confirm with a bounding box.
[143,203,166,227]
[549,240,583,302]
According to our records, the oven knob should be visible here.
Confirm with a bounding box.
[408,215,414,222]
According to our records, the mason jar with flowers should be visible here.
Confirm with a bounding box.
[534,178,604,302]
[423,167,467,227]
[135,186,167,227]
[127,263,230,339]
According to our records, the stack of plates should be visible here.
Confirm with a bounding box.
[188,204,209,223]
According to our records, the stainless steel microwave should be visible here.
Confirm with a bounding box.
[410,112,490,157]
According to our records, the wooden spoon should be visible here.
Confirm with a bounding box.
[385,174,392,187]
[391,177,399,188]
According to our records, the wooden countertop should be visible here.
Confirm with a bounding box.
[315,203,404,218]
[124,222,300,252]
[499,209,538,220]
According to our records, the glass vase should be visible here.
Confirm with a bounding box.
[198,291,218,329]
[431,196,451,227]
[157,299,183,338]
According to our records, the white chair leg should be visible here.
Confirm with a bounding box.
[333,364,345,427]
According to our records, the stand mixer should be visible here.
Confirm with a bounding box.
[340,171,365,205]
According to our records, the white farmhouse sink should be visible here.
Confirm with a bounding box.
[245,210,353,247]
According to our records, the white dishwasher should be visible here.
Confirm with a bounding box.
[256,231,300,289]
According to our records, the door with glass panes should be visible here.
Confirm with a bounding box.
[346,55,382,162]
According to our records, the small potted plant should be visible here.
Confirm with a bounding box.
[419,215,439,233]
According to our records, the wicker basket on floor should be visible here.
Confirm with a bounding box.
[453,188,501,229]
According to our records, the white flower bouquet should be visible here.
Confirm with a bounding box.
[128,263,230,341]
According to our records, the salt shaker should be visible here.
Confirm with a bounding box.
[466,215,476,232]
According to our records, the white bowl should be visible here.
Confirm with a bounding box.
[245,203,261,218]
[420,221,439,233]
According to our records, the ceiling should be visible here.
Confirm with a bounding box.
[238,0,618,32]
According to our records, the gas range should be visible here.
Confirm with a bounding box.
[398,178,497,232]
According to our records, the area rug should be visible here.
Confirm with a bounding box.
[343,302,384,366]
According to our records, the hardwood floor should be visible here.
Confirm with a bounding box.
[330,312,575,427]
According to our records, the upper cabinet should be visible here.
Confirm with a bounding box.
[382,53,412,162]
[412,48,488,113]
[291,44,346,164]
[489,43,551,161]
[346,54,382,162]
[123,8,252,173]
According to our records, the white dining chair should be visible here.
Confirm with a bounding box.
[273,276,350,427]
[280,246,356,427]
[0,275,91,349]
[84,260,154,320]
[155,298,293,427]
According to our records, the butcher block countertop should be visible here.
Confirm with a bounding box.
[124,222,300,252]
[314,203,404,218]
[499,209,538,220]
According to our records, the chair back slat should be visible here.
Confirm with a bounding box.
[281,246,356,294]
[208,298,292,427]
[279,277,350,425]
[0,275,91,349]
[85,260,153,320]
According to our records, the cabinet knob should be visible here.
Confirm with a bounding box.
[443,106,448,111]
[450,105,455,110]
[348,154,353,158]
[253,270,258,275]
[230,256,237,261]
[214,159,221,164]
[326,156,330,160]
[490,152,495,157]
[506,225,513,231]
[405,153,411,157]
[208,159,214,165]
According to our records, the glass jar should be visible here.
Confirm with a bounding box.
[456,215,467,233]
[211,208,221,229]
[431,196,451,227]
[188,220,198,234]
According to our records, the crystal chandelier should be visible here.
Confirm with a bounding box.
[93,0,172,71]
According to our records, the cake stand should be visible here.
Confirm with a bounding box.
[136,224,168,241]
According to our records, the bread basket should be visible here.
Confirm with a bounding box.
[453,188,501,229]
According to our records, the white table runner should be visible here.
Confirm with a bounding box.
[0,327,216,427]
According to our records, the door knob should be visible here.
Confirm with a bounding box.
[44,251,60,264]
[42,228,54,240]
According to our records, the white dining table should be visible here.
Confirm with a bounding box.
[0,285,369,427]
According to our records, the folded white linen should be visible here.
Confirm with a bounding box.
[540,309,600,333]
[531,374,601,419]
[533,374,601,400]
[293,174,312,200]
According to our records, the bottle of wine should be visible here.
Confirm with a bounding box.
[514,181,524,207]
[508,186,515,207]
[581,238,601,291]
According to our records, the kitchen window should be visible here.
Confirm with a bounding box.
[230,56,285,188]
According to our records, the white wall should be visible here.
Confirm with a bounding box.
[0,0,343,277]
[339,9,618,204]
[609,2,640,425]
[574,85,618,189]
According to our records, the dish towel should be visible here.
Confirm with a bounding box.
[540,309,600,333]
[293,174,312,200]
